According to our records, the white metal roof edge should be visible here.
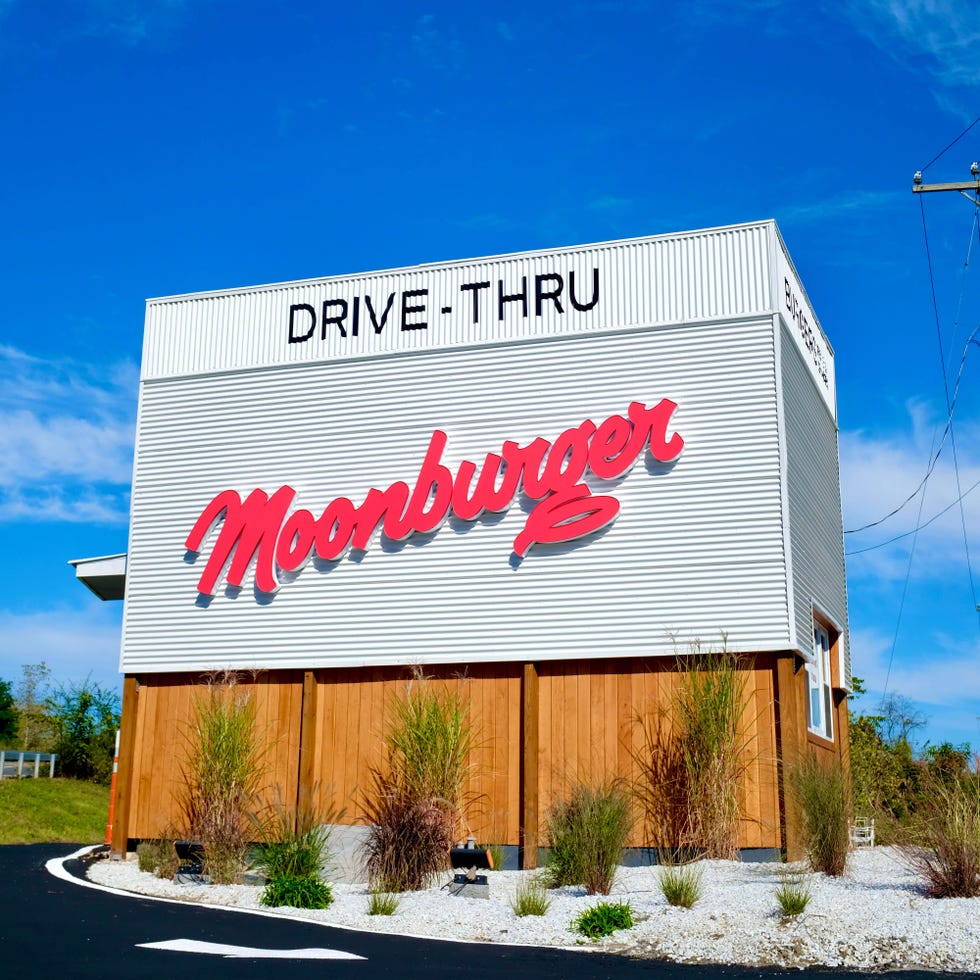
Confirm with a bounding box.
[145,219,779,305]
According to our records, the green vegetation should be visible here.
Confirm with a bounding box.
[367,889,400,915]
[250,790,334,881]
[180,674,267,884]
[658,861,704,908]
[48,680,120,783]
[0,778,109,843]
[774,871,811,918]
[136,838,180,878]
[572,900,634,939]
[260,874,334,909]
[544,779,634,895]
[788,753,851,876]
[0,680,16,744]
[362,670,476,892]
[511,876,551,916]
[900,776,980,898]
[482,842,506,871]
[633,646,749,860]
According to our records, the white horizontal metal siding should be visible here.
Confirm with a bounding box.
[780,323,850,682]
[141,224,774,381]
[121,318,791,674]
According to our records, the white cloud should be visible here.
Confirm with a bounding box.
[840,0,980,87]
[0,604,123,693]
[840,402,980,583]
[0,346,136,525]
[849,624,980,743]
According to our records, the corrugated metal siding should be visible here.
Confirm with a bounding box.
[780,323,850,682]
[121,317,791,673]
[141,223,774,380]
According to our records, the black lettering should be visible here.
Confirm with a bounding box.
[288,304,316,344]
[498,276,528,321]
[351,296,360,338]
[365,292,396,334]
[534,273,564,316]
[461,281,491,323]
[401,289,428,331]
[321,298,349,339]
[569,268,599,312]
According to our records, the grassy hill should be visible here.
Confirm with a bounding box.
[0,778,110,844]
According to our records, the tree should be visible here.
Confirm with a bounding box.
[878,692,927,747]
[0,680,17,745]
[47,679,120,782]
[16,662,53,749]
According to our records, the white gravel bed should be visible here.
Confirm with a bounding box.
[86,848,980,971]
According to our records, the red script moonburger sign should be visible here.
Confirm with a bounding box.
[185,399,683,597]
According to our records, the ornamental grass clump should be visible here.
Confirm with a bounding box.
[362,670,476,892]
[511,876,551,917]
[774,871,812,918]
[180,673,267,884]
[788,753,850,877]
[544,779,634,895]
[572,901,634,939]
[250,789,335,881]
[136,838,179,879]
[632,645,750,860]
[367,889,399,915]
[658,860,704,908]
[900,775,980,898]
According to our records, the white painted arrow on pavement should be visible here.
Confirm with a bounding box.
[137,938,366,960]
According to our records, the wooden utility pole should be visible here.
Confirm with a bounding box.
[912,163,980,203]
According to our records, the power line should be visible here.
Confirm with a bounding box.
[920,115,980,174]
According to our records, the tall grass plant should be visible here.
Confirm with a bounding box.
[787,753,850,876]
[544,779,634,895]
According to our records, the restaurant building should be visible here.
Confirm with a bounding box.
[73,220,850,862]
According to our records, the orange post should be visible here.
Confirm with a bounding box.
[105,729,120,846]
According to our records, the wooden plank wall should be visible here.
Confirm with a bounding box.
[121,654,840,854]
[126,670,303,838]
[537,656,781,850]
[310,664,522,845]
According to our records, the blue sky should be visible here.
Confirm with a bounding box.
[2,0,980,749]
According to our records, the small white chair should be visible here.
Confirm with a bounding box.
[850,816,875,848]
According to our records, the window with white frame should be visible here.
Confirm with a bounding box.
[806,622,834,740]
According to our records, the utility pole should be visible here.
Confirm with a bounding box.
[912,163,980,204]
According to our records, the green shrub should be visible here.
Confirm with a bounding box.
[774,871,811,918]
[658,861,703,908]
[788,753,850,876]
[260,874,333,909]
[572,900,634,939]
[136,838,179,878]
[47,679,120,784]
[900,776,980,898]
[362,671,476,892]
[180,674,267,884]
[544,780,634,895]
[511,876,551,916]
[251,789,334,881]
[367,889,399,915]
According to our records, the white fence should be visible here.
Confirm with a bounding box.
[0,751,57,779]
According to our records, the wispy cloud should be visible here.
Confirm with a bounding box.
[850,624,980,743]
[777,190,904,227]
[0,346,136,524]
[839,0,980,87]
[841,402,980,583]
[0,605,123,689]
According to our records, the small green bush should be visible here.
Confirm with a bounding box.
[572,901,634,939]
[511,877,551,917]
[774,872,811,918]
[788,753,850,876]
[251,791,333,881]
[260,874,334,909]
[136,838,179,879]
[367,889,399,915]
[544,780,634,895]
[658,862,703,908]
